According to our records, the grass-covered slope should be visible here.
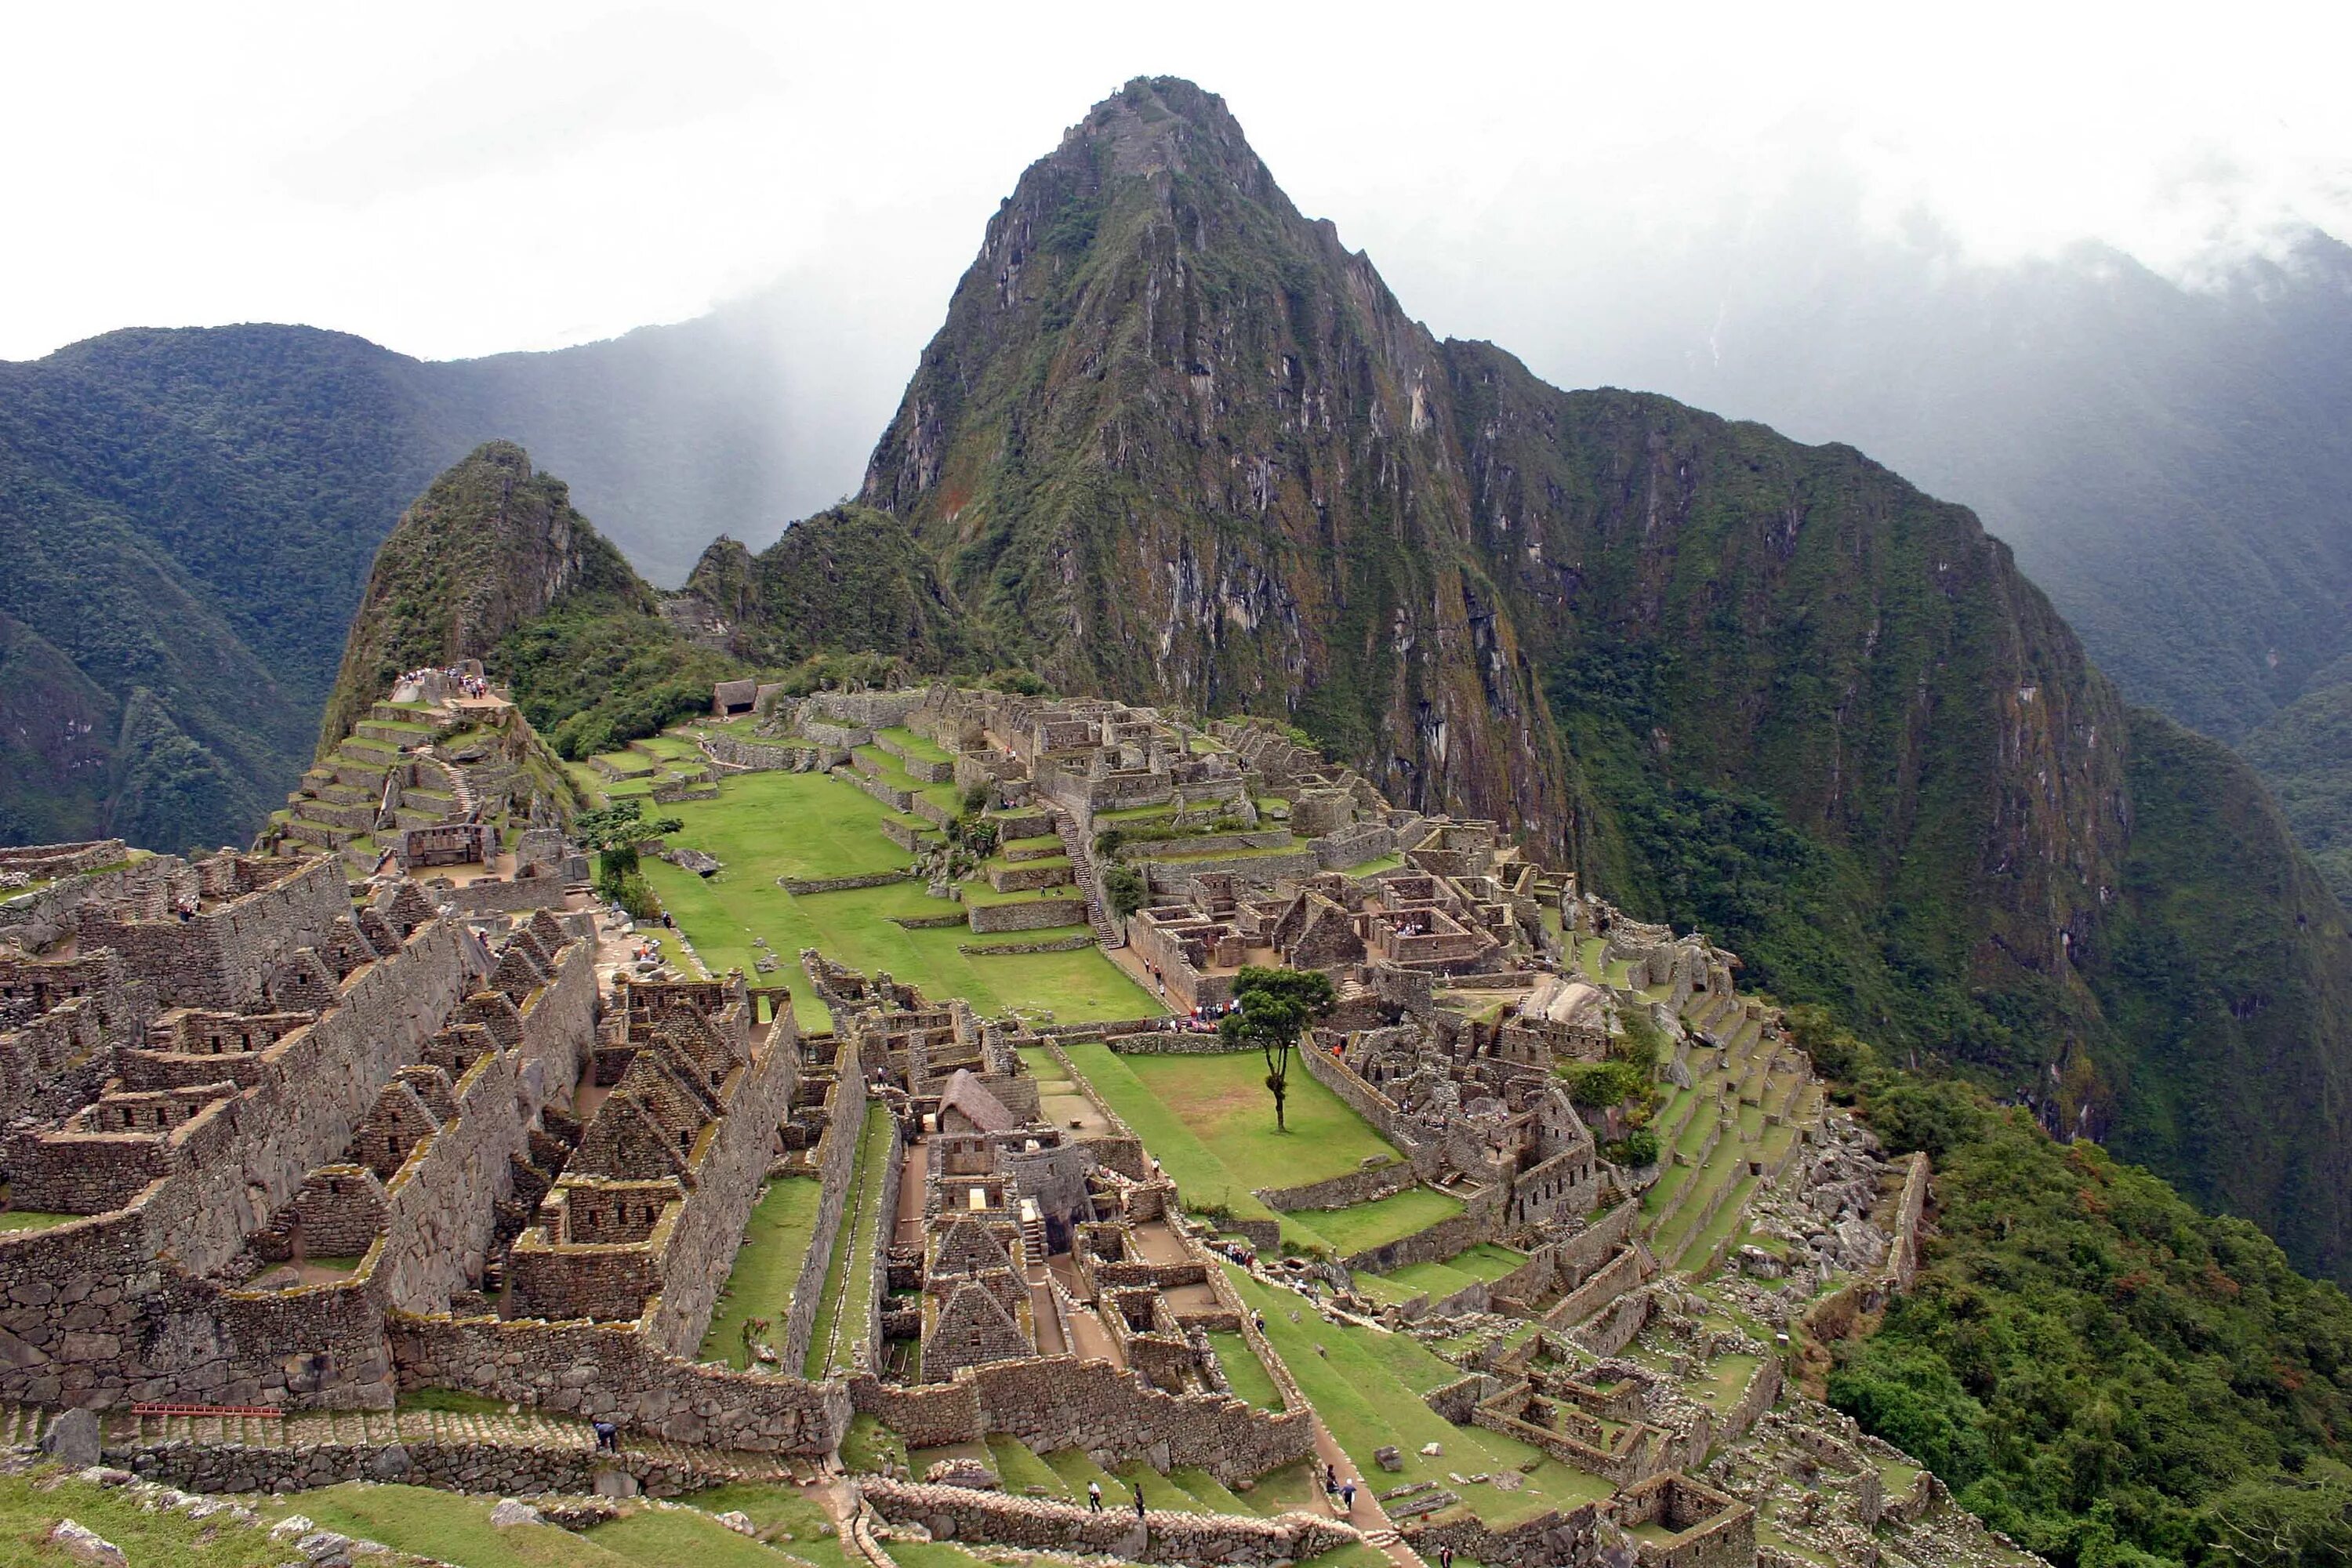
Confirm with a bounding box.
[1834,1075,2352,1568]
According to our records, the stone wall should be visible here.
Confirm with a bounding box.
[782,872,916,896]
[1107,1032,1248,1056]
[1344,1207,1494,1275]
[1256,1160,1417,1214]
[965,898,1087,935]
[1404,1501,1602,1568]
[1121,830,1292,860]
[117,1430,764,1499]
[851,1372,982,1449]
[1140,851,1320,892]
[966,1355,1315,1483]
[1886,1151,1929,1292]
[1541,1244,1653,1330]
[1296,1041,1425,1157]
[443,875,572,915]
[1311,822,1396,871]
[643,1014,803,1356]
[859,1478,1357,1566]
[388,1311,851,1453]
[960,935,1094,956]
[703,735,815,771]
[71,856,349,1010]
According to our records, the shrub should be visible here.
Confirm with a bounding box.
[1103,863,1148,919]
[1561,1058,1650,1109]
[1604,1128,1661,1167]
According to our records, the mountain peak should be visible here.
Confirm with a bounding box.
[1063,76,1265,185]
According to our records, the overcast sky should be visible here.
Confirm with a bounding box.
[7,0,2350,369]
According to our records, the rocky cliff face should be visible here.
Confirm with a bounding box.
[860,78,1571,842]
[852,78,2352,1280]
[321,441,648,747]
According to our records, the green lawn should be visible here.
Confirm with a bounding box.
[1208,1329,1286,1408]
[700,1178,826,1367]
[589,1504,818,1567]
[1110,1049,1396,1187]
[274,1483,644,1567]
[679,1484,857,1568]
[1058,1045,1453,1253]
[637,770,1155,1029]
[1369,1241,1530,1299]
[1341,855,1405,877]
[1221,1263,1611,1522]
[1286,1186,1465,1256]
[1,1465,288,1566]
[875,726,953,765]
[807,1105,893,1377]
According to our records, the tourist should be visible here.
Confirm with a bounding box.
[1439,1546,1455,1568]
[1341,1480,1356,1513]
[592,1419,618,1451]
[1087,1480,1102,1512]
[1323,1464,1338,1498]
[1132,1483,1146,1520]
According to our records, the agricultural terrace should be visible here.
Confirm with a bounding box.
[630,767,1156,1029]
[1059,1043,1465,1254]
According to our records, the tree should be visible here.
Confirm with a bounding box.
[1218,966,1335,1133]
[572,800,682,899]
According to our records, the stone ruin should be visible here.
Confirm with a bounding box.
[0,837,852,1463]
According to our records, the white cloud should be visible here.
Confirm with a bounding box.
[2,0,2348,362]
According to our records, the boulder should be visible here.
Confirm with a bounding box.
[38,1407,100,1468]
[45,1521,126,1566]
[488,1499,543,1528]
[716,1511,757,1536]
[1374,1446,1403,1472]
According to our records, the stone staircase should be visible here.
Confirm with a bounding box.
[416,750,477,822]
[1052,811,1120,947]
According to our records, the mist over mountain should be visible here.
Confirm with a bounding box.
[0,293,883,850]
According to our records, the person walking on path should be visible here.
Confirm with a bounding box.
[1341,1480,1357,1515]
[1087,1480,1102,1512]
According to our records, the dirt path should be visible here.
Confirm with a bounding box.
[893,1138,929,1249]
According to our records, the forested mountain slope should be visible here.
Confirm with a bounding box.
[0,314,829,850]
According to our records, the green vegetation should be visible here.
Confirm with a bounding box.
[286,1483,641,1567]
[700,1177,825,1367]
[1207,1328,1285,1408]
[1217,965,1336,1134]
[1221,1262,1605,1522]
[1,1463,285,1565]
[1060,1044,1451,1254]
[806,1103,893,1376]
[1285,1185,1465,1255]
[1825,1074,2352,1567]
[634,769,1154,1029]
[1071,1043,1387,1189]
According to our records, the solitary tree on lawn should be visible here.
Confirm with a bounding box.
[1218,966,1336,1133]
